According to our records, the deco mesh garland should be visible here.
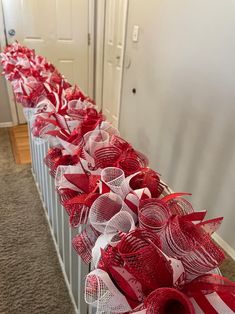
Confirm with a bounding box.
[1,42,235,314]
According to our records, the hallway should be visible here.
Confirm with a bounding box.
[0,128,74,313]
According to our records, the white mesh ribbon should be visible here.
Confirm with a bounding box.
[91,234,112,267]
[101,167,125,196]
[23,107,36,122]
[159,250,185,288]
[11,79,24,93]
[67,99,83,112]
[104,211,136,246]
[85,269,132,314]
[67,98,93,117]
[99,121,120,137]
[92,211,136,267]
[30,98,58,145]
[131,310,146,314]
[66,118,80,132]
[55,165,84,191]
[139,200,171,233]
[35,97,56,113]
[100,168,151,201]
[56,137,79,155]
[17,56,31,68]
[84,130,110,157]
[89,192,137,266]
[89,193,136,233]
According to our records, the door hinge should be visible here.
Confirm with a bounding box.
[88,33,91,46]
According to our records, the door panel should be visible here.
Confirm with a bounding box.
[102,0,127,128]
[2,0,89,123]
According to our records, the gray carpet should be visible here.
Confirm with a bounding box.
[0,128,74,314]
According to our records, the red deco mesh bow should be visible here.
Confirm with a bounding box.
[94,136,148,175]
[118,229,174,295]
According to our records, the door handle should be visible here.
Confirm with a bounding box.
[8,29,16,37]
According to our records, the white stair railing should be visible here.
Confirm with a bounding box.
[27,117,89,314]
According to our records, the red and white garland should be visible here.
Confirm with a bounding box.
[1,42,235,314]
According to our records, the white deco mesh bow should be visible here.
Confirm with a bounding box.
[85,269,132,314]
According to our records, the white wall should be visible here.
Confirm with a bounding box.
[0,4,12,125]
[120,0,235,249]
[0,66,12,124]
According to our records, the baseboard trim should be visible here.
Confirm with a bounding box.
[212,233,235,260]
[0,121,13,127]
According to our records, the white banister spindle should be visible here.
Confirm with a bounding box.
[49,171,55,230]
[38,146,43,194]
[43,144,50,216]
[51,178,58,241]
[55,191,60,251]
[63,208,70,278]
[71,227,79,306]
[56,196,63,258]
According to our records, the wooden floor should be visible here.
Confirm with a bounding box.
[9,124,31,164]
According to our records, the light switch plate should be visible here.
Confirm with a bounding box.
[132,25,139,42]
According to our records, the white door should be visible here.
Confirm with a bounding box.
[102,0,128,128]
[2,0,91,124]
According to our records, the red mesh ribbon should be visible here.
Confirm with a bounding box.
[118,229,174,295]
[197,217,223,235]
[184,274,235,313]
[138,198,172,233]
[184,274,235,296]
[44,145,80,178]
[49,154,79,177]
[56,166,101,226]
[161,193,194,216]
[144,288,195,314]
[65,85,89,102]
[99,246,145,309]
[118,150,148,176]
[161,216,225,281]
[93,135,148,175]
[57,188,79,209]
[64,173,100,194]
[79,109,104,135]
[66,193,100,226]
[129,168,164,198]
[15,80,47,108]
[1,42,71,108]
[72,224,100,264]
[44,147,62,168]
[94,146,121,169]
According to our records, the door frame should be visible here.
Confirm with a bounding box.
[0,0,18,125]
[0,0,95,125]
[94,0,106,110]
[88,0,95,99]
[95,0,128,126]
